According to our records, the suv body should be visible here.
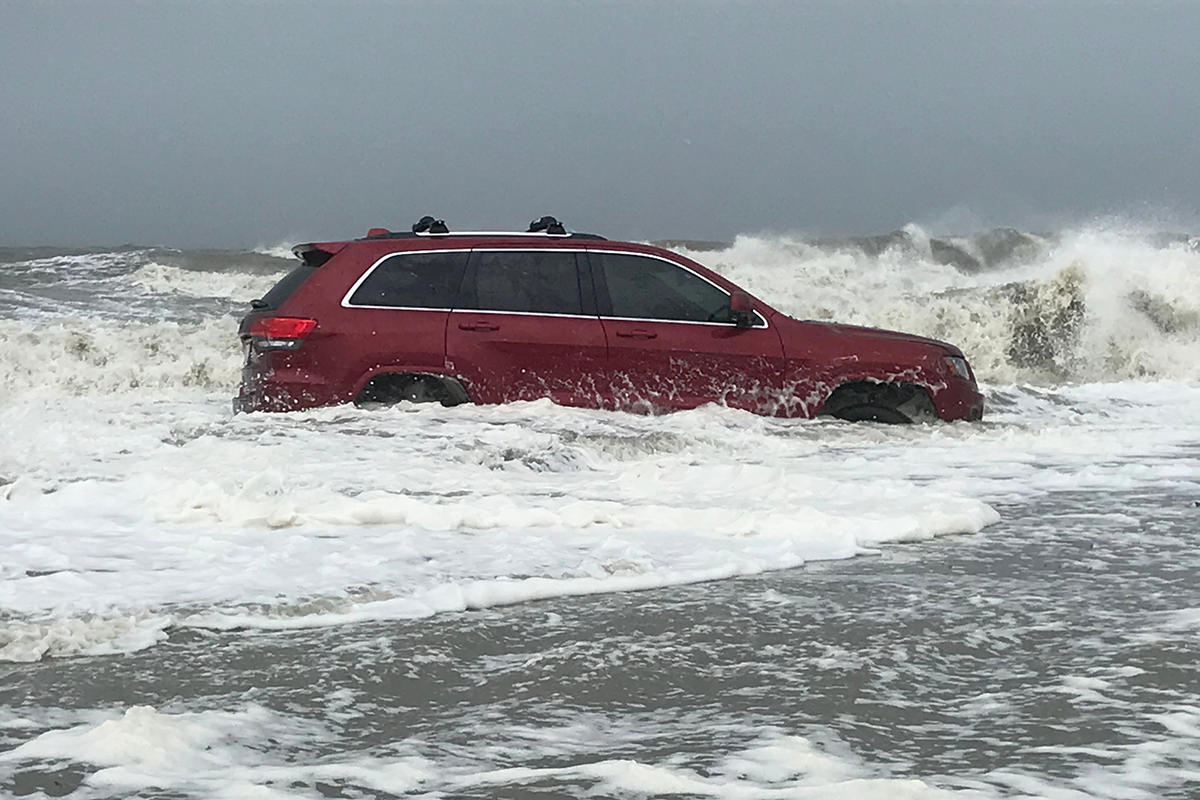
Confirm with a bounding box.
[235,225,984,422]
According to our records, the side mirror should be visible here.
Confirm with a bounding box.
[729,291,755,329]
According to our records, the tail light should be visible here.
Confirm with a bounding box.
[249,316,317,350]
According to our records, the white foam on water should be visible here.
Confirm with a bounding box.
[127,262,279,302]
[0,394,1003,655]
[0,705,434,798]
[3,376,1199,660]
[1162,608,1200,631]
[452,757,975,799]
[0,706,985,799]
[251,244,301,260]
[0,250,148,277]
[0,614,170,663]
[983,703,1200,799]
[0,317,240,401]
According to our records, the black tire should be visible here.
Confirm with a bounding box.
[819,382,937,424]
[828,403,910,424]
[355,374,462,408]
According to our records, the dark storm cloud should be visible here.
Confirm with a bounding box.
[2,1,1199,247]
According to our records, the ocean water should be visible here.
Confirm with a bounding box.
[1,226,1198,798]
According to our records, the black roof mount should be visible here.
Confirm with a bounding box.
[412,215,449,234]
[528,215,567,235]
[357,215,606,241]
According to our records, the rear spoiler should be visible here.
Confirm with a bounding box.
[291,242,347,267]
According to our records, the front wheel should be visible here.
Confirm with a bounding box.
[894,389,938,424]
[819,382,938,424]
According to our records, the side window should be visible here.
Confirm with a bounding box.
[595,253,732,323]
[347,251,468,308]
[465,251,583,315]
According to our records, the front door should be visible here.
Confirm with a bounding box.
[589,251,786,413]
[446,249,608,406]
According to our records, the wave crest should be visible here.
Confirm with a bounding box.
[0,317,241,400]
[684,225,1200,383]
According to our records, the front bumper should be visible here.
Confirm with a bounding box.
[934,381,985,421]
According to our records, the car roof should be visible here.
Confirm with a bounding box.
[291,227,694,266]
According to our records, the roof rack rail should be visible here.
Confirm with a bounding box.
[352,219,607,242]
[528,215,567,235]
[412,215,449,234]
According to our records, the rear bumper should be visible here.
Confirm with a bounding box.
[235,335,352,414]
[233,386,331,413]
[234,370,345,413]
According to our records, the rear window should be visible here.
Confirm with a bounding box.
[347,251,469,308]
[258,265,317,309]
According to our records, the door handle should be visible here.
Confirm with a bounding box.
[458,321,500,332]
[615,329,657,340]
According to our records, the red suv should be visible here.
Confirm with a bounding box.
[235,217,983,422]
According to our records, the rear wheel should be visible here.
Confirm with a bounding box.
[354,373,468,408]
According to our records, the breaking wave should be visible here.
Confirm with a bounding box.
[681,224,1200,384]
[0,317,240,401]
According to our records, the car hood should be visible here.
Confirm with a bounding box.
[801,320,965,357]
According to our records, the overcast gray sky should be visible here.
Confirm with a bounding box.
[3,1,1199,247]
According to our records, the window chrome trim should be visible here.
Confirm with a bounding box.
[597,314,768,329]
[470,247,588,253]
[341,246,768,329]
[449,309,600,321]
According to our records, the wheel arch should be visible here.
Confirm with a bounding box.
[353,370,470,407]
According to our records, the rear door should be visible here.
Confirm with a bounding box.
[337,248,469,388]
[589,250,786,413]
[445,249,608,406]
